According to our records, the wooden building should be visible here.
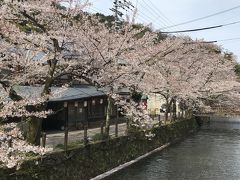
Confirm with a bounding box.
[44,85,118,130]
[5,85,120,130]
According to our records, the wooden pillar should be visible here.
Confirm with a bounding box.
[84,100,88,145]
[172,99,177,120]
[74,101,78,129]
[115,105,119,137]
[158,114,161,126]
[164,112,167,125]
[101,121,104,136]
[8,138,12,148]
[41,132,46,148]
[7,138,12,157]
[126,117,130,135]
[64,102,68,153]
[84,125,88,145]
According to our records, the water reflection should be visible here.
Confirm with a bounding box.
[106,118,240,180]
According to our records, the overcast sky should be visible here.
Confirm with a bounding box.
[87,0,240,62]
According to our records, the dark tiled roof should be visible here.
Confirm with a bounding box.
[50,85,106,102]
[1,85,106,102]
[1,85,131,102]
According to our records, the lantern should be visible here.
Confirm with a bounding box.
[74,101,78,107]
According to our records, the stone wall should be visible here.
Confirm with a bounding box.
[0,118,198,180]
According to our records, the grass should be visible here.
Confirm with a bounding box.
[54,140,85,151]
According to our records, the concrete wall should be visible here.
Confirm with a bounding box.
[0,118,198,180]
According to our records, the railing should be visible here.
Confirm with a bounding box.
[40,111,191,151]
[40,121,127,150]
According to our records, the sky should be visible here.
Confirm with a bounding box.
[86,0,240,62]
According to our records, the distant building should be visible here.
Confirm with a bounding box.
[143,93,181,115]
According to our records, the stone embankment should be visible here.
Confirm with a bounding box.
[0,118,198,180]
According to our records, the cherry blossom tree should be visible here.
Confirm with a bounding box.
[73,22,160,135]
[0,0,160,142]
[0,0,100,168]
[138,36,240,120]
[1,0,240,170]
[0,123,52,168]
[0,0,103,145]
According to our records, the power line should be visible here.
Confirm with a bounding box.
[91,1,146,30]
[161,20,240,33]
[160,4,240,30]
[89,1,240,44]
[183,37,240,45]
[136,0,182,35]
[146,0,177,28]
[205,37,240,44]
[135,3,161,24]
[183,41,217,44]
[139,0,169,28]
[134,0,156,26]
[138,0,185,36]
[217,37,240,42]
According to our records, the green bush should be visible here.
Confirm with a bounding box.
[91,133,109,141]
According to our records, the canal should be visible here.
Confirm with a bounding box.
[105,117,240,180]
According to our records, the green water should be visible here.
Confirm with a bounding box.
[106,118,240,180]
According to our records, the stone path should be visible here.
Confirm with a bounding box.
[45,123,127,148]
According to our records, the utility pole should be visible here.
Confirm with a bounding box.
[114,0,119,30]
[110,0,135,31]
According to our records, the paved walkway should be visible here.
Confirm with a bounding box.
[45,123,127,148]
[44,116,174,148]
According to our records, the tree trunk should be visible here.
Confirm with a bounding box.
[26,117,42,145]
[164,97,175,123]
[25,61,56,145]
[7,87,42,145]
[105,96,112,136]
